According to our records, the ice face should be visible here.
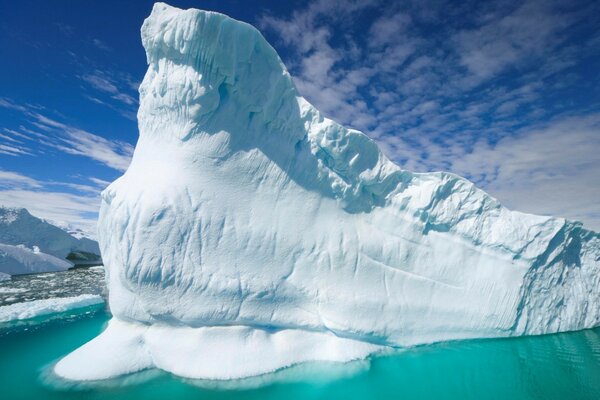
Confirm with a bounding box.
[55,2,600,381]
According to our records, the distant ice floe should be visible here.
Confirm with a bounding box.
[0,244,73,276]
[0,294,104,323]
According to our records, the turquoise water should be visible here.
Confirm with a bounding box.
[1,308,600,400]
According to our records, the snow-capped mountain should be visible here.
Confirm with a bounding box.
[0,207,101,275]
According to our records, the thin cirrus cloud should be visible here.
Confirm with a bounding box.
[0,170,103,236]
[0,98,133,234]
[79,70,139,120]
[259,0,600,230]
[30,112,134,172]
[0,98,134,172]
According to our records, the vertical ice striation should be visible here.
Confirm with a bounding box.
[55,3,600,381]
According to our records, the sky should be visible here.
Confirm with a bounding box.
[0,0,599,235]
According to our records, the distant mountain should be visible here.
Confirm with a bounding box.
[0,207,101,275]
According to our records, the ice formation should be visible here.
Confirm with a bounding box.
[0,207,100,261]
[0,243,73,275]
[0,272,9,282]
[56,3,600,381]
[0,294,103,323]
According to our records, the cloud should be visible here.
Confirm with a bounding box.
[30,112,134,172]
[449,114,600,230]
[89,177,111,187]
[0,170,101,235]
[0,98,29,113]
[369,12,412,48]
[452,0,577,86]
[1,99,134,171]
[0,143,33,156]
[79,70,139,118]
[0,171,42,188]
[82,73,119,94]
[92,38,112,52]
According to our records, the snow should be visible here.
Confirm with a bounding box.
[0,244,73,275]
[56,3,600,381]
[0,207,100,261]
[0,294,104,323]
[0,272,9,281]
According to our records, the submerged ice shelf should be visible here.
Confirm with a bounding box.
[56,2,600,381]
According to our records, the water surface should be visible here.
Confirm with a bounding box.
[0,267,105,306]
[0,307,599,400]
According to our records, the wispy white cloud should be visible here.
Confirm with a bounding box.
[0,171,42,188]
[452,0,577,87]
[0,143,33,156]
[0,99,134,172]
[30,112,133,172]
[88,177,111,188]
[81,70,137,110]
[79,69,138,119]
[0,170,101,235]
[92,38,112,52]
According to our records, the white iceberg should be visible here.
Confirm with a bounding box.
[55,3,600,381]
[0,294,103,323]
[0,243,73,275]
[0,272,9,281]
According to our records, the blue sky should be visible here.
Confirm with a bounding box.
[1,0,599,234]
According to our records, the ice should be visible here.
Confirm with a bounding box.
[0,294,103,323]
[0,207,100,261]
[0,272,9,282]
[55,319,381,381]
[0,287,27,294]
[56,3,600,381]
[0,243,73,275]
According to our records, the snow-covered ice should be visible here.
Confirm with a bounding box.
[0,207,102,275]
[0,294,103,323]
[56,3,600,381]
[0,207,100,261]
[0,244,73,275]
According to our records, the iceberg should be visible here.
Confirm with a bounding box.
[0,294,103,323]
[55,3,600,381]
[0,243,73,275]
[0,272,9,281]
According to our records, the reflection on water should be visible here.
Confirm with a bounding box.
[0,267,106,306]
